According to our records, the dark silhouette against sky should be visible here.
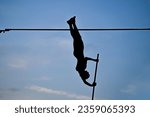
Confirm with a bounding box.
[67,16,98,87]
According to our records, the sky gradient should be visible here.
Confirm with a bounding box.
[0,0,150,99]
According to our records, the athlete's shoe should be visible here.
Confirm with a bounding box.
[67,16,76,24]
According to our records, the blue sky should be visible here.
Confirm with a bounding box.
[0,0,150,99]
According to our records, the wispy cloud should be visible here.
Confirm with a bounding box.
[27,85,91,100]
[120,84,136,95]
[0,88,33,100]
[57,38,72,49]
[37,76,51,81]
[8,58,28,69]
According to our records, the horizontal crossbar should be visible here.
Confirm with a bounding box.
[1,28,150,33]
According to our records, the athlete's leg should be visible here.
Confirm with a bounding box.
[72,21,81,38]
[67,16,76,37]
[68,24,75,37]
[67,16,84,58]
[72,22,84,55]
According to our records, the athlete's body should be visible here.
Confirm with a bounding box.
[67,16,98,87]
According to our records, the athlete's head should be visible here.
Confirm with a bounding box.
[80,70,90,80]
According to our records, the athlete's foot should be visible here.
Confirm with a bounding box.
[67,20,72,25]
[67,16,76,25]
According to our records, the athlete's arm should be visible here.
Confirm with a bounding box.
[82,79,96,87]
[85,57,99,62]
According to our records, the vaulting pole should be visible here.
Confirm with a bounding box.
[92,53,99,100]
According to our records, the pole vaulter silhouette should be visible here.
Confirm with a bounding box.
[67,16,99,87]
